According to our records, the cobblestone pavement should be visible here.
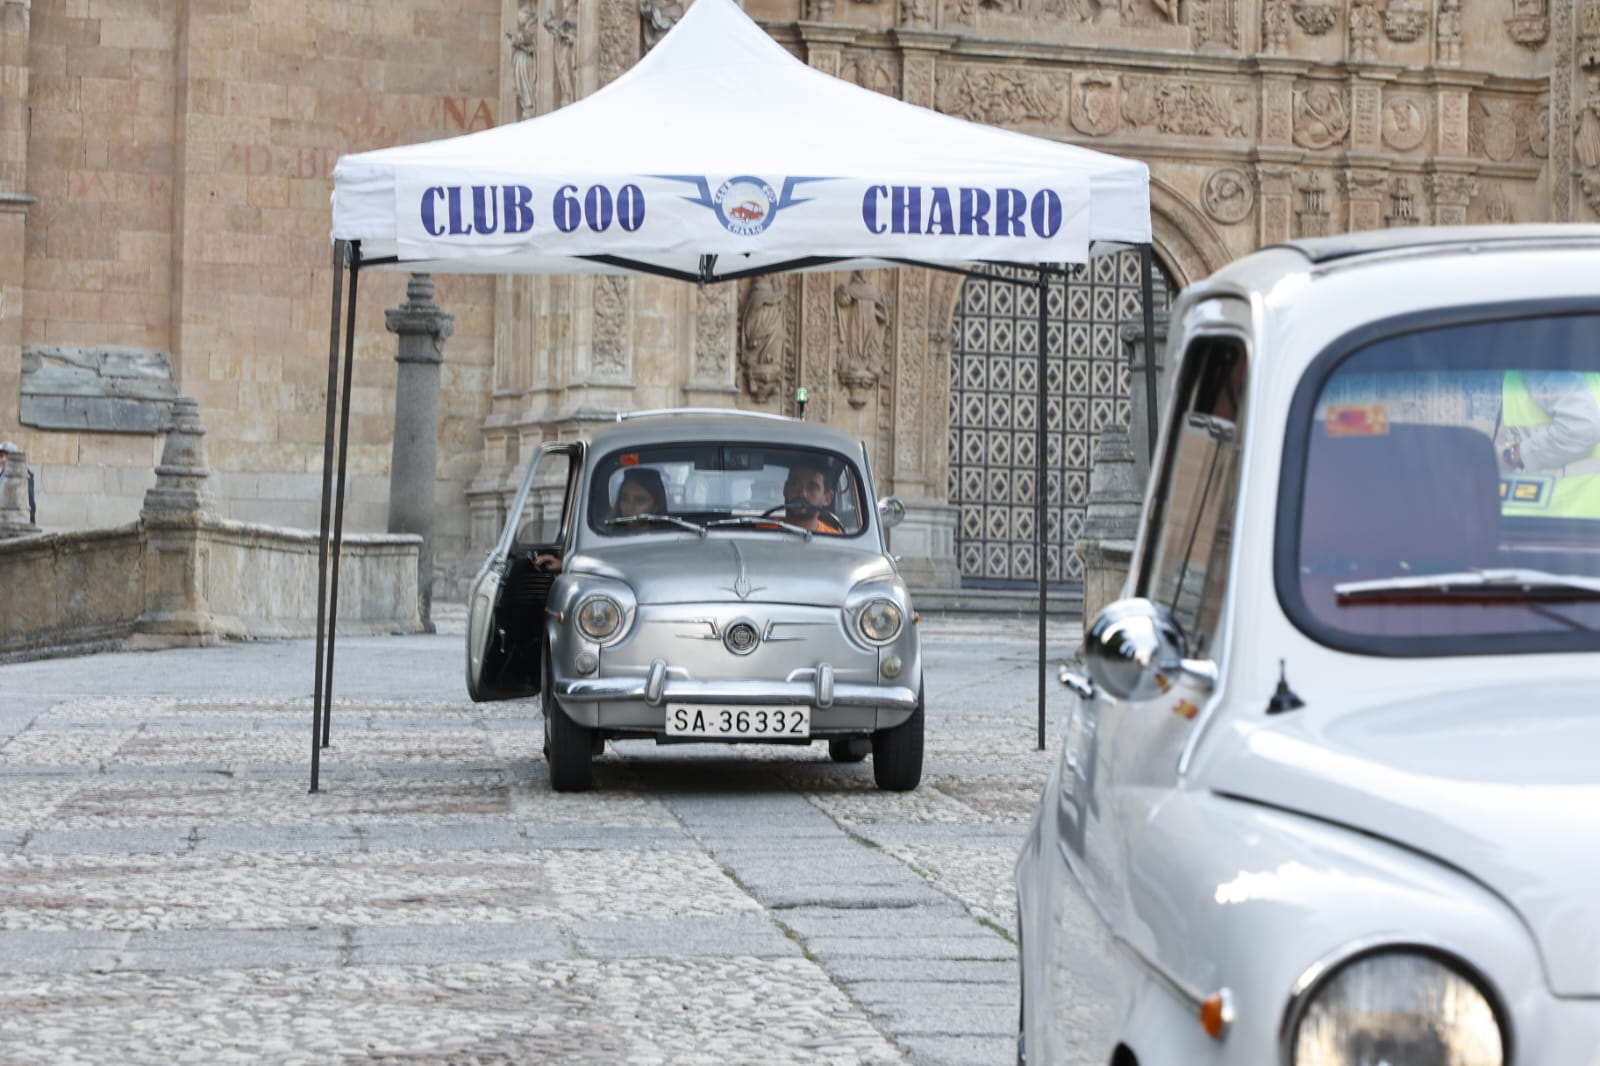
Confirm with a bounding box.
[0,609,1081,1065]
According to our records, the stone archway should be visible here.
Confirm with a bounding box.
[945,250,1177,587]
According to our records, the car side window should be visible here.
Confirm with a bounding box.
[513,451,577,548]
[1136,337,1249,658]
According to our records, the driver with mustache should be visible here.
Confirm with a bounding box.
[781,460,842,535]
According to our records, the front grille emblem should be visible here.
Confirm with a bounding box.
[724,621,760,655]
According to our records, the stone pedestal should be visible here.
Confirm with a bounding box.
[887,497,961,590]
[0,442,39,538]
[385,274,454,633]
[1073,424,1144,645]
[132,396,225,648]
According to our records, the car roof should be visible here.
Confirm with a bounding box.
[1263,223,1600,265]
[583,409,865,458]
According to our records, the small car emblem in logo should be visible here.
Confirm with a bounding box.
[725,621,760,655]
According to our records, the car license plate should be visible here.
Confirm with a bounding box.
[665,704,810,739]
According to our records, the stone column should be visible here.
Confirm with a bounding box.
[0,441,39,537]
[385,274,454,633]
[1074,424,1142,645]
[132,396,221,648]
[1119,311,1170,485]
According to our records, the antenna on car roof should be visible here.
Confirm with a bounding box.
[794,386,808,421]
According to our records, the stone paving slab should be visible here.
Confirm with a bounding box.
[0,612,1077,1063]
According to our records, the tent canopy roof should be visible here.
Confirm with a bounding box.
[331,0,1150,281]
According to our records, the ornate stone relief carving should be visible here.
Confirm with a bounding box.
[1292,84,1351,149]
[1291,0,1340,36]
[1528,96,1550,157]
[1263,0,1292,52]
[1484,183,1516,222]
[1470,97,1534,162]
[508,3,540,121]
[1295,171,1332,236]
[1122,77,1251,138]
[1428,172,1478,225]
[1349,0,1380,61]
[803,0,837,19]
[1071,74,1122,137]
[1582,0,1600,68]
[593,275,631,379]
[694,287,733,383]
[739,276,788,403]
[936,66,1066,126]
[599,0,636,86]
[1202,166,1255,223]
[639,1,685,52]
[1579,75,1600,216]
[843,51,898,96]
[1387,176,1422,225]
[1436,0,1462,65]
[1191,0,1242,50]
[1384,0,1429,41]
[1382,96,1429,150]
[1505,0,1548,45]
[900,0,936,26]
[835,270,890,409]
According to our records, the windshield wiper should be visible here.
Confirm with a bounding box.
[605,513,706,536]
[705,515,813,541]
[1336,568,1600,603]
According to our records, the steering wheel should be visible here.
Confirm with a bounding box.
[760,504,843,531]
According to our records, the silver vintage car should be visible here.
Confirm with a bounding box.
[1016,226,1600,1064]
[465,410,923,793]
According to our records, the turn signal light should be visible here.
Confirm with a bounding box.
[1199,989,1234,1039]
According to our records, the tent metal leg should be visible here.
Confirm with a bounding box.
[1035,264,1049,753]
[322,242,362,751]
[1140,244,1159,462]
[311,241,347,793]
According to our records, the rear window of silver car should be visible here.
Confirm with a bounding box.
[1277,305,1600,655]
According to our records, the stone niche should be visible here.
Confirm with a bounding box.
[21,346,176,433]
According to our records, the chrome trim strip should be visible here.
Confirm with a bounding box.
[557,676,917,710]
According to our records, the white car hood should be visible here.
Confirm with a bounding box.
[568,534,897,606]
[1208,681,1600,996]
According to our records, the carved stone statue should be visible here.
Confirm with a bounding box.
[639,0,684,52]
[834,270,889,408]
[739,276,786,402]
[507,2,540,120]
[545,2,578,107]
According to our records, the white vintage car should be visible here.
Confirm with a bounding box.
[1016,226,1600,1065]
[465,410,922,793]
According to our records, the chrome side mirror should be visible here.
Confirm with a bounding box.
[1083,598,1218,702]
[877,495,906,530]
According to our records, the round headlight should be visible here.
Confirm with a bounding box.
[575,595,622,642]
[858,599,903,643]
[1291,950,1504,1066]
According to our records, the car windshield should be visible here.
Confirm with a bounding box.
[586,442,866,538]
[1285,310,1600,650]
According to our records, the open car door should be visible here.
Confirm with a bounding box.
[466,441,582,701]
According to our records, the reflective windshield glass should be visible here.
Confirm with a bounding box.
[1288,311,1600,649]
[587,442,865,537]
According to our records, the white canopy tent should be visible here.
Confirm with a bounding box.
[311,0,1154,788]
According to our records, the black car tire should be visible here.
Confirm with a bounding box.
[828,737,868,763]
[871,682,924,791]
[543,642,594,792]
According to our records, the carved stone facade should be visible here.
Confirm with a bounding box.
[2,0,1593,598]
